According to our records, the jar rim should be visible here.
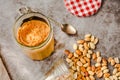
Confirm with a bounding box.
[13,12,53,49]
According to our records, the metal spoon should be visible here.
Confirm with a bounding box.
[47,16,77,35]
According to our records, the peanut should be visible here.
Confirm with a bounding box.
[104,73,110,78]
[91,66,95,72]
[95,63,101,67]
[89,42,95,49]
[96,70,103,78]
[88,71,94,76]
[68,53,73,59]
[72,66,76,71]
[108,57,113,63]
[103,69,109,73]
[113,75,117,80]
[96,51,100,57]
[86,54,91,59]
[84,43,89,50]
[94,38,99,44]
[111,59,115,66]
[89,75,95,80]
[85,37,91,41]
[83,63,89,67]
[101,66,107,71]
[105,78,110,80]
[114,64,120,68]
[84,57,90,62]
[73,72,77,79]
[91,36,95,42]
[116,72,120,77]
[83,50,87,56]
[113,68,117,75]
[80,58,86,64]
[74,52,78,57]
[77,40,85,44]
[92,53,97,60]
[75,50,82,55]
[85,34,91,38]
[80,66,86,72]
[66,58,72,63]
[64,50,70,55]
[77,66,80,72]
[88,50,93,54]
[77,61,83,67]
[114,57,119,64]
[86,76,90,80]
[97,57,102,63]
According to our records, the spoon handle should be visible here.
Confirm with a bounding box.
[46,16,63,28]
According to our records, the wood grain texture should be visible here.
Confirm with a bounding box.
[0,58,10,80]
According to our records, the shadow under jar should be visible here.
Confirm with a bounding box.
[13,12,54,60]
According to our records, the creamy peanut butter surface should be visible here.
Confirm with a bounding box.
[17,20,50,47]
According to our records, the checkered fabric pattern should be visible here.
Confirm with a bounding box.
[64,0,102,17]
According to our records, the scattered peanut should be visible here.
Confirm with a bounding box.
[77,61,83,67]
[113,68,118,75]
[73,52,78,57]
[83,63,89,67]
[104,73,110,78]
[92,53,97,60]
[86,54,91,59]
[73,72,77,79]
[105,78,110,80]
[97,57,102,63]
[66,58,72,63]
[88,50,92,54]
[96,51,100,57]
[75,50,81,55]
[85,37,91,41]
[103,69,109,73]
[111,59,115,66]
[88,71,95,76]
[89,42,95,49]
[96,70,103,78]
[91,36,95,42]
[94,38,99,44]
[68,53,73,59]
[114,57,119,64]
[101,66,107,71]
[85,34,91,38]
[80,58,86,64]
[73,43,78,50]
[64,34,120,80]
[77,40,85,44]
[64,50,70,55]
[95,63,101,67]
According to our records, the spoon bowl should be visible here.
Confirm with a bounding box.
[61,24,77,35]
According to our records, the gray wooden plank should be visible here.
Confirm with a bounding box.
[0,58,10,80]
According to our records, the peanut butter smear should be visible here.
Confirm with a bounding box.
[17,20,50,47]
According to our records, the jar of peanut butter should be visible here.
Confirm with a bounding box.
[13,9,54,60]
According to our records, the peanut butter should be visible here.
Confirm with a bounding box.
[17,20,50,47]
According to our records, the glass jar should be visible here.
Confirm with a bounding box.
[13,11,54,60]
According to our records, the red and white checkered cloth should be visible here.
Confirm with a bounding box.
[64,0,102,17]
